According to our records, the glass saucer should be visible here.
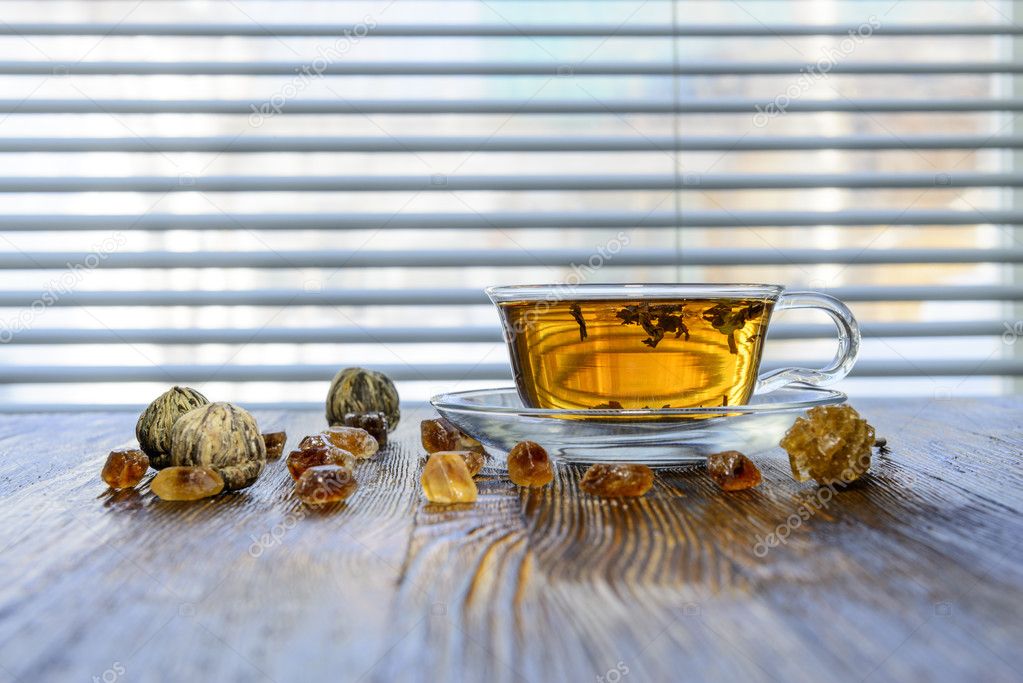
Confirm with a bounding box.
[430,386,846,466]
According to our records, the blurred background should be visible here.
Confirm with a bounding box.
[0,0,1019,409]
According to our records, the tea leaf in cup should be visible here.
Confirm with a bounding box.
[569,303,588,341]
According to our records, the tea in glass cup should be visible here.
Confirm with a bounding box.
[487,284,859,412]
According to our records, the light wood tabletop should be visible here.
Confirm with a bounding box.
[0,399,1020,682]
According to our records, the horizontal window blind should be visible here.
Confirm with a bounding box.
[0,0,1019,408]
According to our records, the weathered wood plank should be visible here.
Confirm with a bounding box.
[0,409,425,683]
[382,398,1023,682]
[0,399,1019,682]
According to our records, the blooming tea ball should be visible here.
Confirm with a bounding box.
[169,402,266,490]
[326,367,400,432]
[135,386,210,469]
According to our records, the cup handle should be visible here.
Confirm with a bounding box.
[755,291,860,394]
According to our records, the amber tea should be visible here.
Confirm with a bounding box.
[498,297,774,410]
[488,284,861,414]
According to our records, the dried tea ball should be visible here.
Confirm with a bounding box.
[421,417,485,455]
[780,405,875,485]
[287,438,355,481]
[295,465,358,505]
[135,386,209,469]
[421,452,477,504]
[321,426,378,459]
[706,450,762,491]
[151,466,224,501]
[169,402,266,491]
[343,412,388,446]
[262,431,287,459]
[326,367,399,432]
[579,463,654,498]
[507,441,553,488]
[101,448,149,489]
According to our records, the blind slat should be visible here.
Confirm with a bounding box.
[0,210,1020,230]
[5,98,1023,114]
[0,23,1019,37]
[0,135,1019,152]
[0,173,1018,192]
[4,248,1020,269]
[0,286,1014,307]
[4,321,1010,345]
[9,61,1023,76]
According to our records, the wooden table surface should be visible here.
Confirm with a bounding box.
[0,399,1020,683]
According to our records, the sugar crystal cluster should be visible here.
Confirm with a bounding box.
[781,405,875,485]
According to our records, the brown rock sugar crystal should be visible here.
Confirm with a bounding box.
[151,466,224,501]
[101,448,149,489]
[507,441,553,488]
[579,463,654,498]
[295,465,358,505]
[706,450,762,491]
[421,452,478,504]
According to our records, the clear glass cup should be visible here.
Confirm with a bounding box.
[486,283,859,410]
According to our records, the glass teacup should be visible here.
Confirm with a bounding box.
[487,284,859,411]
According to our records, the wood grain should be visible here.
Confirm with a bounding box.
[0,400,1019,682]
